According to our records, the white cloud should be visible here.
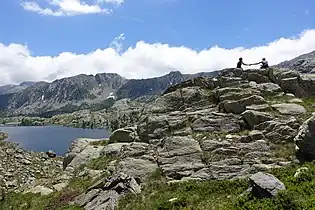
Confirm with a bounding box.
[97,0,124,5]
[1,29,315,86]
[21,0,124,16]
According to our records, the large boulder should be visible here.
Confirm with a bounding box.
[63,138,106,170]
[300,74,315,97]
[190,115,240,133]
[151,87,211,113]
[137,115,170,142]
[247,73,270,84]
[271,103,306,115]
[255,119,297,143]
[213,87,261,102]
[137,114,188,142]
[241,110,273,128]
[116,158,159,182]
[73,173,141,210]
[157,136,205,179]
[251,82,283,96]
[269,69,300,84]
[109,127,139,143]
[248,172,286,198]
[219,95,267,114]
[164,77,218,94]
[294,114,315,160]
[219,68,244,78]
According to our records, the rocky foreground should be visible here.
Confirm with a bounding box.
[1,67,315,209]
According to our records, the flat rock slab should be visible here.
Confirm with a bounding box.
[249,172,285,198]
[271,103,306,115]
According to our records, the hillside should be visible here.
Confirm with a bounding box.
[275,50,315,73]
[2,67,315,209]
[0,82,35,95]
[0,70,219,117]
[115,70,220,99]
[0,73,126,116]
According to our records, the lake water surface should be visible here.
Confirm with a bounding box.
[0,125,109,155]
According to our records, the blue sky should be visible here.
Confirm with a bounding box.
[1,0,314,55]
[0,0,315,85]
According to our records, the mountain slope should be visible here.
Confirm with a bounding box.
[275,50,315,73]
[116,70,220,99]
[0,70,219,116]
[0,73,127,116]
[0,82,35,95]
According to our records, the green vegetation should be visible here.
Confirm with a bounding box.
[19,117,46,126]
[118,162,315,210]
[89,139,110,146]
[295,97,315,123]
[84,155,117,170]
[0,152,120,209]
[0,131,8,141]
[271,143,296,160]
[297,97,315,113]
[0,175,92,210]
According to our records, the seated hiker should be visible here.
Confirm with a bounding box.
[237,57,249,69]
[251,58,269,69]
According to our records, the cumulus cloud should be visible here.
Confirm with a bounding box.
[1,29,315,85]
[21,0,124,16]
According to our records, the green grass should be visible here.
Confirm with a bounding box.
[89,139,110,146]
[298,97,315,113]
[118,177,248,210]
[4,157,315,210]
[0,165,94,210]
[84,155,118,170]
[271,143,296,160]
[0,176,90,210]
[118,162,315,210]
[294,97,315,124]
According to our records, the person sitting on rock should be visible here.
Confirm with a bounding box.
[237,57,249,69]
[251,58,269,69]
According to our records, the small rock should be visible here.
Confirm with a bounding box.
[46,150,57,158]
[26,185,54,196]
[5,180,18,188]
[53,182,68,191]
[294,167,309,178]
[21,159,32,165]
[168,198,178,202]
[249,130,265,141]
[288,98,303,103]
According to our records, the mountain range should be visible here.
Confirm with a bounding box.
[0,70,219,117]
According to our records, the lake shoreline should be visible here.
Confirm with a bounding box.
[0,125,109,156]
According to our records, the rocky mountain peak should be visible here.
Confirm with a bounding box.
[275,50,315,73]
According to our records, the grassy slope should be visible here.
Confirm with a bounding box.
[118,162,315,210]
